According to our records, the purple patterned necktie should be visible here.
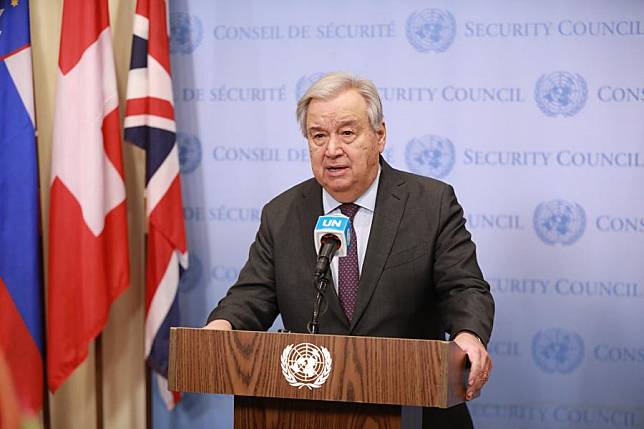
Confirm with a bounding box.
[338,203,360,321]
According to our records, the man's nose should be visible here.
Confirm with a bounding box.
[325,134,343,157]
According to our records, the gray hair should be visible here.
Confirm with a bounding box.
[296,72,384,137]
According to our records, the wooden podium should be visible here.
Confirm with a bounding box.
[168,328,468,429]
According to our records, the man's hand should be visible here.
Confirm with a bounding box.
[203,319,233,330]
[454,331,492,401]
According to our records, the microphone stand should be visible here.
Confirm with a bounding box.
[308,234,340,334]
[308,272,329,334]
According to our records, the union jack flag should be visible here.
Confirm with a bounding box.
[124,0,188,409]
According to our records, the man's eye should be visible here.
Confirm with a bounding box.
[342,130,354,136]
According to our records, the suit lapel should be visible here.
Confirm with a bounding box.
[298,180,349,329]
[297,180,322,270]
[350,161,407,332]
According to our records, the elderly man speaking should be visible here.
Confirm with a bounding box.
[205,72,494,428]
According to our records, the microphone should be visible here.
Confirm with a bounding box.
[313,234,341,279]
[308,214,351,335]
[313,214,351,279]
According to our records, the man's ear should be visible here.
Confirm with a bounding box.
[377,121,387,151]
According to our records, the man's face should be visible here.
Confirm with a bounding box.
[305,89,386,203]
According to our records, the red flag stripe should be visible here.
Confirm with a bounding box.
[149,177,186,253]
[0,43,30,62]
[144,224,176,313]
[136,0,171,74]
[144,177,186,311]
[125,97,174,120]
[135,0,150,16]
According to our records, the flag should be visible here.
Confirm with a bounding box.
[48,0,130,392]
[124,0,187,409]
[0,0,43,412]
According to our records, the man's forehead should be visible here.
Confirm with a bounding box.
[306,90,369,126]
[307,115,361,127]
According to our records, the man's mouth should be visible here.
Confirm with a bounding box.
[326,166,347,176]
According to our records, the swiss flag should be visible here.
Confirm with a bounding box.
[47,0,130,392]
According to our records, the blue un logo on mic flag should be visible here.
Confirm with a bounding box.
[314,215,351,257]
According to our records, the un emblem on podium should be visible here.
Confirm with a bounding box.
[405,134,455,179]
[535,71,587,117]
[281,343,332,389]
[533,200,586,245]
[406,9,456,53]
[532,328,585,374]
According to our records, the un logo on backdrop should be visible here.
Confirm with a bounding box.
[170,12,203,54]
[532,328,585,374]
[179,254,202,293]
[295,73,327,100]
[533,200,586,245]
[177,133,202,174]
[405,135,455,179]
[406,9,456,53]
[535,71,588,117]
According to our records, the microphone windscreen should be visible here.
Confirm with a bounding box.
[313,214,350,257]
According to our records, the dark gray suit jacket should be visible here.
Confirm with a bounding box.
[208,159,493,343]
[208,159,493,428]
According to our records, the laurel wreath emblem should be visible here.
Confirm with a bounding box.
[280,343,332,389]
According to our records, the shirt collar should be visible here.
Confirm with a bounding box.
[322,166,381,214]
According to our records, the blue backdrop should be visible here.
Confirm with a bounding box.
[154,1,644,428]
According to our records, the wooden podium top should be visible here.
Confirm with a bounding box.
[168,328,467,409]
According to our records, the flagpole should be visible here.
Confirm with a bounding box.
[33,110,51,429]
[95,335,104,429]
[144,237,153,429]
[40,248,51,429]
[41,274,51,429]
[146,365,152,429]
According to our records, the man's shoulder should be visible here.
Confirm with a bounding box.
[263,177,320,211]
[384,162,452,196]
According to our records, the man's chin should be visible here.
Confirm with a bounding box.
[323,184,359,203]
[323,180,351,194]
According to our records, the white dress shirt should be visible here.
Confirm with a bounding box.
[322,167,381,292]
